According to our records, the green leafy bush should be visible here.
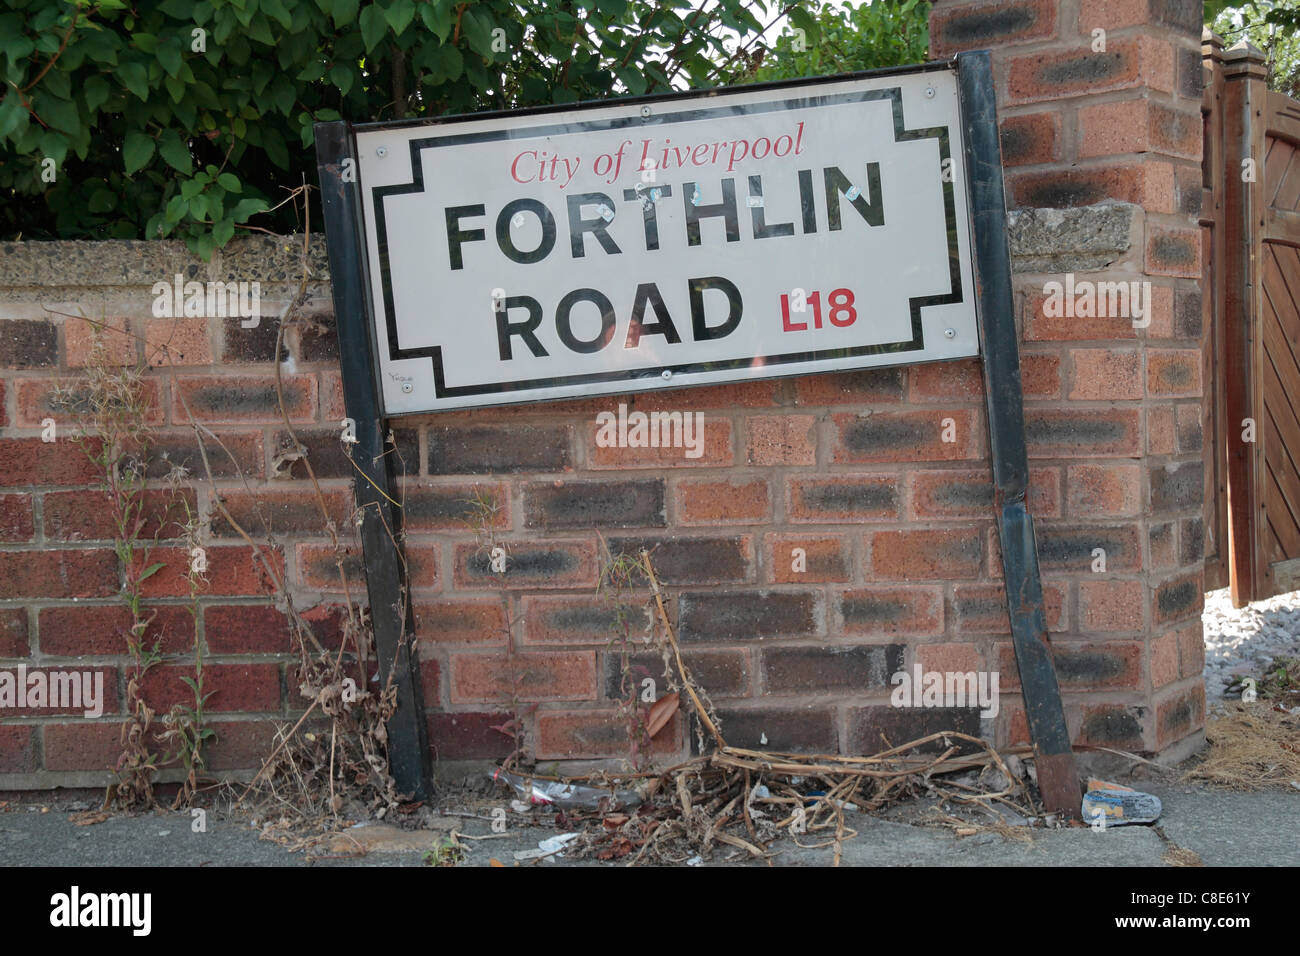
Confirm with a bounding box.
[1,0,788,255]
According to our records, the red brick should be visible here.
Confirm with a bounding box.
[762,644,902,694]
[1021,353,1062,399]
[1069,348,1141,400]
[1055,641,1142,690]
[1077,98,1150,158]
[1147,349,1201,397]
[0,549,119,599]
[15,378,165,427]
[746,415,816,466]
[1145,224,1200,278]
[586,419,731,469]
[766,534,850,583]
[794,368,902,406]
[1037,521,1142,571]
[0,319,57,368]
[1077,0,1152,32]
[999,110,1062,166]
[139,663,281,713]
[1006,38,1172,105]
[536,709,680,760]
[833,409,981,463]
[136,545,284,598]
[144,317,213,366]
[677,478,769,524]
[449,651,597,703]
[930,0,1057,58]
[870,528,984,580]
[0,379,6,427]
[1175,403,1202,454]
[204,604,293,654]
[416,600,508,644]
[321,369,346,420]
[0,665,118,715]
[43,488,196,541]
[298,541,436,591]
[1074,703,1145,749]
[0,724,38,773]
[1151,631,1178,688]
[65,314,135,367]
[1066,462,1141,517]
[618,381,776,410]
[908,467,1058,520]
[602,647,749,699]
[453,539,596,590]
[401,481,510,531]
[1154,682,1205,749]
[202,719,282,771]
[1023,288,1145,341]
[209,487,353,538]
[916,642,983,674]
[521,594,648,645]
[908,359,982,402]
[144,431,265,480]
[788,475,900,522]
[0,493,34,541]
[1079,578,1144,632]
[711,705,836,753]
[1152,569,1202,625]
[42,721,125,772]
[1025,408,1141,457]
[173,374,317,424]
[430,423,572,474]
[955,582,1066,633]
[427,712,515,760]
[40,604,193,657]
[1175,621,1204,680]
[0,437,102,488]
[837,587,944,636]
[1147,405,1176,455]
[0,608,28,657]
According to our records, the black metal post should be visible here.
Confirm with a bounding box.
[313,120,433,801]
[956,51,1081,818]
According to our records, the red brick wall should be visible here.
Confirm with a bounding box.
[0,2,1208,787]
[931,0,1207,753]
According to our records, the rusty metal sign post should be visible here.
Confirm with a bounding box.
[957,50,1081,817]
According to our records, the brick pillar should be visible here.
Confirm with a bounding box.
[930,0,1206,757]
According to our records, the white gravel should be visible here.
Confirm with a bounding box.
[1201,587,1300,706]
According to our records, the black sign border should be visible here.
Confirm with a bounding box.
[369,84,965,405]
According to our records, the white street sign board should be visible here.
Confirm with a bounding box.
[353,66,979,415]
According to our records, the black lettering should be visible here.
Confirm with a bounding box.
[556,288,616,353]
[567,193,622,258]
[797,169,817,234]
[689,276,742,341]
[496,198,557,264]
[495,296,548,360]
[621,185,673,251]
[748,175,794,239]
[445,205,485,270]
[626,283,681,348]
[824,164,883,230]
[684,179,739,246]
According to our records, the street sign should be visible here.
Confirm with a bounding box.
[351,66,980,415]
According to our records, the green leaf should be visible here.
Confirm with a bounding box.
[88,189,117,213]
[420,0,452,41]
[123,131,155,174]
[213,218,235,245]
[158,41,183,78]
[329,62,354,95]
[383,0,417,35]
[359,4,387,51]
[138,562,167,582]
[36,93,80,136]
[217,172,241,192]
[84,75,112,112]
[118,61,150,101]
[158,128,193,174]
[332,0,360,26]
[0,94,25,139]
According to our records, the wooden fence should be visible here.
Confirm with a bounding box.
[1203,32,1300,606]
